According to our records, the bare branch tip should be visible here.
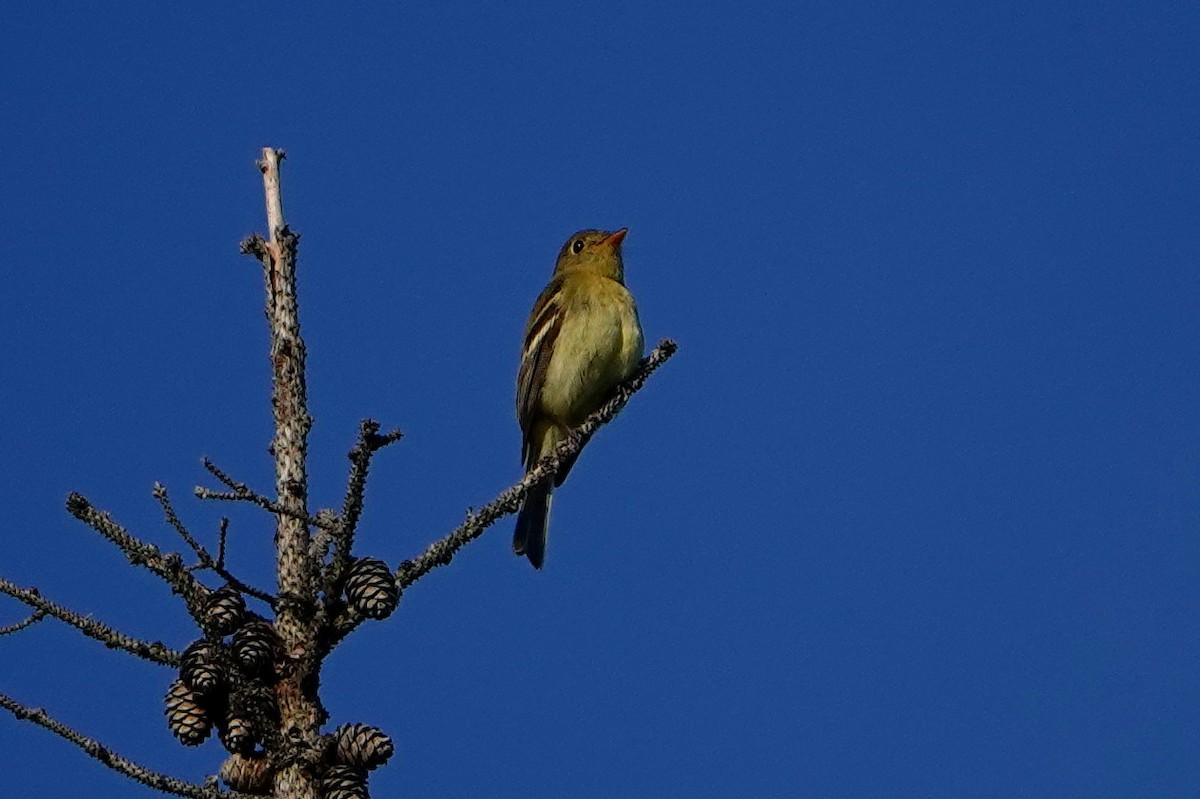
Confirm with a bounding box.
[255,148,283,172]
[65,491,88,517]
[374,428,404,450]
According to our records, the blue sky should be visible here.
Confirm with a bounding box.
[1,2,1197,797]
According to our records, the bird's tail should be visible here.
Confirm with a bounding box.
[513,482,552,570]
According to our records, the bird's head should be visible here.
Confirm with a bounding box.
[553,228,628,281]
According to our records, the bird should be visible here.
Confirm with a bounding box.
[513,228,645,569]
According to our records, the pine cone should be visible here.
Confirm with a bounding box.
[232,619,277,673]
[333,723,394,770]
[219,713,257,754]
[220,752,273,793]
[180,639,227,698]
[345,558,399,620]
[165,679,211,746]
[204,586,246,636]
[322,765,368,799]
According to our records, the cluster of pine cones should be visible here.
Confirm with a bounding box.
[164,558,399,796]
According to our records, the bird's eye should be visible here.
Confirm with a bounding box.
[571,239,585,254]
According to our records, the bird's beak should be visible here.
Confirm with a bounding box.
[605,228,628,248]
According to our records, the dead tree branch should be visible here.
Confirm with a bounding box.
[326,420,404,592]
[194,459,334,532]
[0,692,247,799]
[0,577,179,665]
[153,483,276,608]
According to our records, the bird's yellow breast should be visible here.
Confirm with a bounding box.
[540,275,644,427]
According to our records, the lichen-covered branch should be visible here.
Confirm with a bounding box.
[64,493,209,622]
[0,577,180,665]
[325,340,678,645]
[0,691,248,799]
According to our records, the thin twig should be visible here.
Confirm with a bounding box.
[195,459,334,530]
[201,457,256,493]
[153,483,213,562]
[153,484,277,608]
[326,340,678,646]
[0,577,180,665]
[0,692,249,799]
[64,493,209,622]
[216,517,229,568]
[0,609,47,636]
[326,419,403,591]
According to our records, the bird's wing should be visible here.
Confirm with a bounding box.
[517,277,565,464]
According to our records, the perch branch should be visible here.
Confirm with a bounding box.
[402,339,676,586]
[0,577,180,665]
[154,484,277,608]
[0,692,248,799]
[326,419,404,591]
[65,493,208,622]
[326,339,678,645]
